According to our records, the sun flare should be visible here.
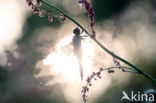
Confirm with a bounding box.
[43,36,94,83]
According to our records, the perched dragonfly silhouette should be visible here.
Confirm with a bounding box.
[61,28,86,80]
[72,28,87,80]
[72,28,84,80]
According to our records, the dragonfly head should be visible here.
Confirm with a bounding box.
[73,27,81,36]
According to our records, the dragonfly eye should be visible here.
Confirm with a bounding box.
[73,27,81,36]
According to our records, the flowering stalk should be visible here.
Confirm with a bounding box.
[77,0,96,37]
[26,0,67,22]
[38,0,156,83]
[82,66,140,103]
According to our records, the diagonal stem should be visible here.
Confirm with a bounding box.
[40,0,156,83]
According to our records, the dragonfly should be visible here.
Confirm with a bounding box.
[72,27,87,81]
[60,27,87,80]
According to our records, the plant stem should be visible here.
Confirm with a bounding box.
[40,0,156,83]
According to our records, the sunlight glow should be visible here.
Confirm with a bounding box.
[0,0,22,45]
[43,36,94,83]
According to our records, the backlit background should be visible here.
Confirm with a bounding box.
[0,0,156,103]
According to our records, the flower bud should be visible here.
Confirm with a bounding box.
[26,0,33,6]
[38,10,45,18]
[36,0,42,6]
[108,69,115,73]
[59,14,67,22]
[48,13,53,22]
[90,33,96,39]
